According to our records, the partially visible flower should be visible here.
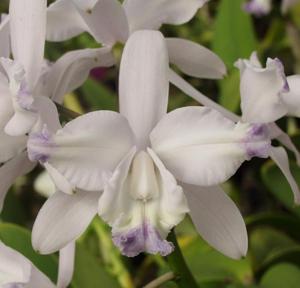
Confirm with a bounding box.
[244,0,272,16]
[0,241,55,288]
[244,0,300,15]
[47,0,226,80]
[0,240,75,288]
[29,31,270,259]
[0,0,115,213]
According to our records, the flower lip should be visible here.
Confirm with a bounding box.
[112,221,174,257]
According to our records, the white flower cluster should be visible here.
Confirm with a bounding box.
[1,0,300,287]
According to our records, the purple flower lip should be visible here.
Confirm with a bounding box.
[112,222,174,257]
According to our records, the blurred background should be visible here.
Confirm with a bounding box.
[1,0,300,287]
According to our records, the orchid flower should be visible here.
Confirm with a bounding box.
[0,0,114,212]
[167,50,300,207]
[0,240,75,288]
[0,241,55,288]
[233,52,300,204]
[244,0,300,16]
[28,30,271,259]
[46,0,226,80]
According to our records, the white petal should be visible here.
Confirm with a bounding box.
[119,30,169,149]
[28,111,135,191]
[99,148,188,257]
[33,96,61,133]
[44,162,74,195]
[1,58,37,136]
[9,0,46,87]
[26,266,55,288]
[269,123,300,165]
[0,241,31,285]
[0,152,35,212]
[5,110,37,136]
[0,81,27,163]
[42,47,115,104]
[0,15,10,58]
[34,171,56,198]
[72,0,99,11]
[166,38,226,79]
[270,146,300,204]
[169,69,240,122]
[57,242,75,288]
[150,107,271,186]
[72,0,129,45]
[183,184,248,259]
[124,0,208,32]
[32,190,100,254]
[46,0,89,42]
[281,75,300,117]
[235,56,288,123]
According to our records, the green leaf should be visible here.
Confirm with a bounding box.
[71,242,121,288]
[0,223,58,282]
[261,160,300,218]
[212,0,257,68]
[219,69,241,112]
[81,78,117,111]
[180,236,253,285]
[249,227,300,278]
[260,263,300,288]
[246,213,300,241]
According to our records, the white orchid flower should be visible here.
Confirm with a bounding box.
[28,30,271,259]
[46,0,226,80]
[0,241,55,288]
[167,51,300,207]
[0,0,115,212]
[0,240,75,288]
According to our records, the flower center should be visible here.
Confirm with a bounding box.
[129,151,159,201]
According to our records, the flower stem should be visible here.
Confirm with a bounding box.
[166,230,199,288]
[143,272,175,288]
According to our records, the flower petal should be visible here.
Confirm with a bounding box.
[28,111,135,191]
[150,107,271,186]
[9,0,46,87]
[46,0,89,42]
[0,152,35,212]
[41,47,115,104]
[183,184,248,259]
[124,0,208,32]
[0,241,31,285]
[27,266,55,288]
[72,0,129,45]
[119,30,169,149]
[235,54,288,123]
[32,190,100,254]
[0,15,10,58]
[281,75,300,117]
[270,146,300,204]
[166,38,226,79]
[57,242,75,288]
